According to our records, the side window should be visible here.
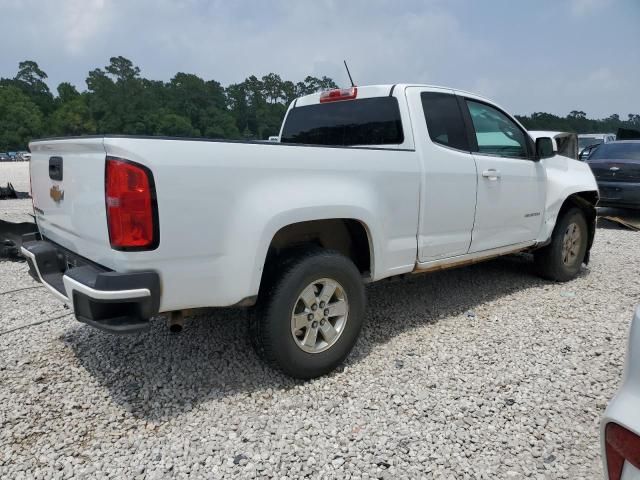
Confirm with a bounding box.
[421,92,469,151]
[466,100,529,159]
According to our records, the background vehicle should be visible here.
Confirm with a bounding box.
[601,307,640,480]
[587,141,640,209]
[579,133,616,160]
[529,131,578,159]
[0,153,9,162]
[23,84,599,378]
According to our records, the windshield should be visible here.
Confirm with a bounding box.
[280,97,404,146]
[588,142,640,161]
[578,137,603,149]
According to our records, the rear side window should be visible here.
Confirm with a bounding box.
[280,97,404,146]
[421,92,470,151]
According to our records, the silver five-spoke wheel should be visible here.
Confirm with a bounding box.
[291,278,349,354]
[562,222,582,266]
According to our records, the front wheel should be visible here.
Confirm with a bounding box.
[252,249,365,379]
[534,208,589,282]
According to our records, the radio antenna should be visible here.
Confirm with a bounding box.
[343,60,355,87]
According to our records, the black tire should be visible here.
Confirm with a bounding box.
[534,207,589,282]
[251,249,365,379]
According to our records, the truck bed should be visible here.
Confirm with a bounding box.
[29,135,421,312]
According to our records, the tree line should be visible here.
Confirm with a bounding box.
[1,57,639,151]
[515,111,640,136]
[0,57,337,151]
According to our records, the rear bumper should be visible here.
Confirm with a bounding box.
[597,180,640,208]
[21,239,160,333]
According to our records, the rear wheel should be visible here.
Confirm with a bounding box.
[252,249,365,379]
[534,208,588,282]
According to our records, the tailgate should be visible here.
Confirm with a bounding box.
[29,137,110,260]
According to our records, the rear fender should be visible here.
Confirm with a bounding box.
[244,188,383,297]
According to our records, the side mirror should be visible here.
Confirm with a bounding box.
[581,143,601,160]
[536,137,554,160]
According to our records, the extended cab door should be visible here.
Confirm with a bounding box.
[406,87,478,261]
[460,97,546,253]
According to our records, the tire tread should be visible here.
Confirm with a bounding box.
[534,207,588,282]
[251,247,364,378]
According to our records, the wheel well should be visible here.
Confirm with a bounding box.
[558,191,598,263]
[266,219,372,277]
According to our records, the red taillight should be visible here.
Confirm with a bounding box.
[105,157,158,250]
[605,423,640,480]
[319,87,358,103]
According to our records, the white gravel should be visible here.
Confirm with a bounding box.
[1,162,638,478]
[0,163,32,223]
[0,162,30,193]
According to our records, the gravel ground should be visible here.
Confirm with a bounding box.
[1,163,639,479]
[0,163,32,223]
[0,163,30,193]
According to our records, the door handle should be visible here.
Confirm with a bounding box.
[482,169,501,180]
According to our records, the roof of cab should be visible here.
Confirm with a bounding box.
[293,83,493,107]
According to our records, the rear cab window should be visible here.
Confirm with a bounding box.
[420,92,470,151]
[280,96,404,147]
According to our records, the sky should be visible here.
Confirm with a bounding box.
[1,0,638,118]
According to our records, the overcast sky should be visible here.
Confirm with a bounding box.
[1,0,638,118]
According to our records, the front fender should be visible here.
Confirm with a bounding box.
[538,156,599,242]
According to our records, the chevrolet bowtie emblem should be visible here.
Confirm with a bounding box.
[609,166,620,171]
[50,185,64,203]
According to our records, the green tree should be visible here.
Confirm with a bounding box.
[56,82,80,104]
[105,56,141,81]
[11,60,55,115]
[226,82,250,136]
[295,75,338,96]
[0,86,43,150]
[49,95,95,136]
[165,73,232,137]
[15,61,49,88]
[147,110,195,136]
[0,57,349,144]
[568,110,587,119]
[86,57,146,133]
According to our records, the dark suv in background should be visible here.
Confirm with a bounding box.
[587,141,640,209]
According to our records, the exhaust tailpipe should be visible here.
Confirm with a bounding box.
[168,311,185,333]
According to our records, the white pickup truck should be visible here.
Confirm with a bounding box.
[23,84,598,378]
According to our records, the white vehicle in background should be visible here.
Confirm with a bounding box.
[579,133,616,159]
[23,84,599,378]
[601,307,640,480]
[529,131,578,160]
